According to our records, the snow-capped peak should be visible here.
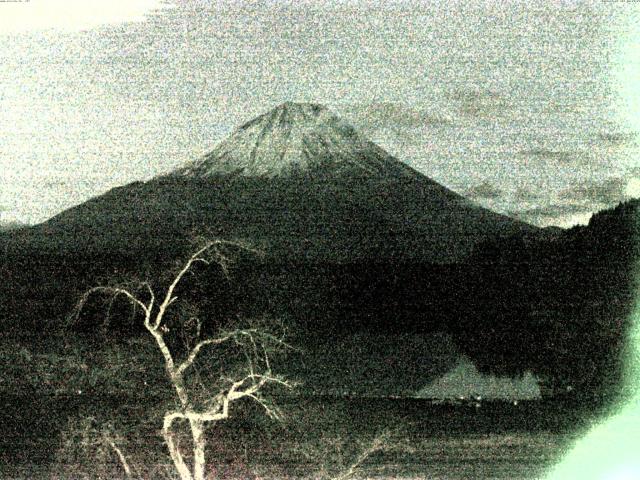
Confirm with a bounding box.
[178,102,417,179]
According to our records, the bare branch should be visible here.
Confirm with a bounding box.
[163,372,291,427]
[69,286,152,331]
[226,372,292,402]
[153,239,251,330]
[102,286,148,314]
[175,327,292,376]
[105,438,133,479]
[333,431,390,480]
[71,238,289,480]
[154,242,213,330]
[244,393,283,420]
[162,414,194,480]
[102,293,119,333]
[175,333,236,376]
[262,342,271,372]
[142,282,156,310]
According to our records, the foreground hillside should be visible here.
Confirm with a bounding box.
[1,202,638,403]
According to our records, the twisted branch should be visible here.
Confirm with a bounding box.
[71,239,292,480]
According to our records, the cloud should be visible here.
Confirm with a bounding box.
[0,220,25,231]
[508,203,594,228]
[514,203,591,218]
[518,148,578,163]
[0,0,171,34]
[596,131,638,146]
[465,181,504,200]
[625,178,640,198]
[0,205,26,229]
[513,187,541,202]
[35,176,103,190]
[449,88,510,118]
[40,179,69,189]
[345,102,452,132]
[559,177,628,205]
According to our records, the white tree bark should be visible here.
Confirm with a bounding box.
[74,240,291,480]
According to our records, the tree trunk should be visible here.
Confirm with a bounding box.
[163,416,193,480]
[191,418,207,480]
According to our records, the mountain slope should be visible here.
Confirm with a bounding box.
[6,103,538,263]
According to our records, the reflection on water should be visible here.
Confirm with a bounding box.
[416,355,541,401]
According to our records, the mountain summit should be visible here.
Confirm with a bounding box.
[178,102,419,180]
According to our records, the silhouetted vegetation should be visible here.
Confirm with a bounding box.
[456,199,640,403]
[1,190,637,402]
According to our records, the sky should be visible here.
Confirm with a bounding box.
[1,0,639,228]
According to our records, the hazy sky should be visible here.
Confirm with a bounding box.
[1,0,639,227]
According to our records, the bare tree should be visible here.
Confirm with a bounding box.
[72,240,293,480]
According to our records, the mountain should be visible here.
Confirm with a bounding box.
[3,102,538,263]
[0,103,636,400]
